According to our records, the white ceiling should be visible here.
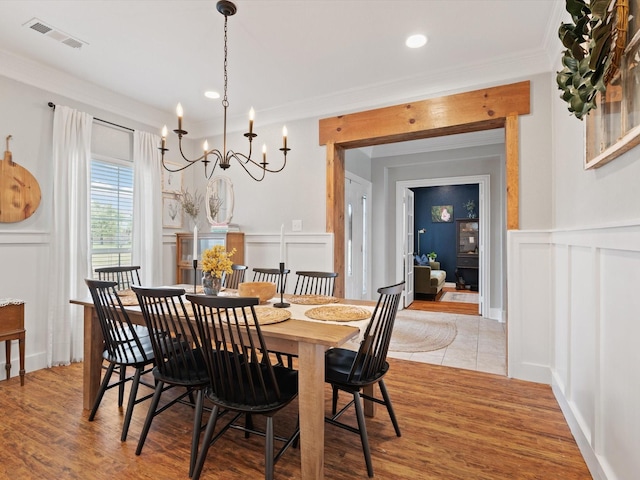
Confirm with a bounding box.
[0,0,562,149]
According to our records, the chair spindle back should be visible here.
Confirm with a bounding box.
[348,281,404,383]
[85,278,150,364]
[95,265,142,291]
[293,271,338,296]
[132,286,208,384]
[252,267,289,294]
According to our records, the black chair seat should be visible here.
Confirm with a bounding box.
[325,348,389,388]
[205,361,298,412]
[102,337,154,367]
[152,353,209,387]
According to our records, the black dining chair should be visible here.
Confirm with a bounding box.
[95,265,142,290]
[187,295,300,480]
[84,279,156,442]
[131,286,210,477]
[252,267,289,294]
[324,281,404,477]
[222,263,248,289]
[293,270,338,296]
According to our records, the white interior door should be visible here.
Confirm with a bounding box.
[404,188,415,307]
[345,173,372,300]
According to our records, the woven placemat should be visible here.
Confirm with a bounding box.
[305,305,371,322]
[285,294,339,305]
[116,290,139,306]
[253,306,292,325]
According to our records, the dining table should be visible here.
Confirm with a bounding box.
[70,286,375,480]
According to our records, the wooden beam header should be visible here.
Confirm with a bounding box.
[319,81,530,147]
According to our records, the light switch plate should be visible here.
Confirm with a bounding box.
[292,219,302,232]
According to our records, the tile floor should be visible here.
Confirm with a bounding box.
[388,312,507,376]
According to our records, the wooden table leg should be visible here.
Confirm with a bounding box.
[82,305,103,410]
[4,339,10,380]
[18,332,25,386]
[363,384,376,417]
[298,342,325,480]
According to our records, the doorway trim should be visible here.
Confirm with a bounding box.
[319,81,529,296]
[396,175,490,317]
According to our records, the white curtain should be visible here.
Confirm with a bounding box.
[133,131,163,286]
[47,105,93,365]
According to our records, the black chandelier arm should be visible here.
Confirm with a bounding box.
[226,149,287,174]
[224,150,268,181]
[161,156,200,173]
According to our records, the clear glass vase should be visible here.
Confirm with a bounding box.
[202,271,221,295]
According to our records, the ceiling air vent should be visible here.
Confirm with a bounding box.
[22,17,88,49]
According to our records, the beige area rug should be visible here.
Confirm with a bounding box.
[441,291,479,304]
[388,310,458,352]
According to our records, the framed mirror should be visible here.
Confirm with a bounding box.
[206,176,234,225]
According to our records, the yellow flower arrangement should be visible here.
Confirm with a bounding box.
[201,245,236,278]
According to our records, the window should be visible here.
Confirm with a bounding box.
[90,155,134,270]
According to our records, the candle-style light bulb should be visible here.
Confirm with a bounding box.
[176,103,183,131]
[282,125,288,149]
[161,125,167,149]
[203,140,209,160]
[262,143,267,163]
[249,107,255,135]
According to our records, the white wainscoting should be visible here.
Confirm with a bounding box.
[244,232,334,293]
[508,223,640,480]
[0,230,52,376]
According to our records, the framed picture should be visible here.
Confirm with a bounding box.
[162,163,183,193]
[431,205,453,223]
[584,1,640,169]
[162,194,182,228]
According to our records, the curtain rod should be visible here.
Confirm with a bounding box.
[47,102,134,132]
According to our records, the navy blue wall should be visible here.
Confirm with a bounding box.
[412,184,479,282]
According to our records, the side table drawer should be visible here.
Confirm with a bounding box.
[0,303,25,332]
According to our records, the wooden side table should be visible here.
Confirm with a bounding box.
[0,300,26,386]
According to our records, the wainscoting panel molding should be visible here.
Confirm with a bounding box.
[510,222,640,480]
[245,233,334,293]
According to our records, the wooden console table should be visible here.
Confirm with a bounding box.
[0,300,26,385]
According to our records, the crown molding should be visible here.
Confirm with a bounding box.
[1,46,552,139]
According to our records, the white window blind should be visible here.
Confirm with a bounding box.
[90,157,134,270]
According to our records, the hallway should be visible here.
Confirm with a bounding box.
[391,288,506,375]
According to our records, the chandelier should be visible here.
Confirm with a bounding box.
[159,0,290,181]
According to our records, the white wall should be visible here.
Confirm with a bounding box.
[188,116,328,235]
[545,52,640,479]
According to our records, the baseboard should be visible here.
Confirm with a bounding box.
[551,372,609,480]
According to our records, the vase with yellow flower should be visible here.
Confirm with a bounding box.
[200,245,236,295]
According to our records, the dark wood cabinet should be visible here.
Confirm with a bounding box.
[455,219,478,289]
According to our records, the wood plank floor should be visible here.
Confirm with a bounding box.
[0,361,591,479]
[409,286,480,316]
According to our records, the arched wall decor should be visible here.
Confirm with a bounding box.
[319,81,530,297]
[206,175,234,226]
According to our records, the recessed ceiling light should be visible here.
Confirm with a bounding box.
[204,91,220,99]
[406,34,427,49]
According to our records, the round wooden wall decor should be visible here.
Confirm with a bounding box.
[0,135,42,223]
